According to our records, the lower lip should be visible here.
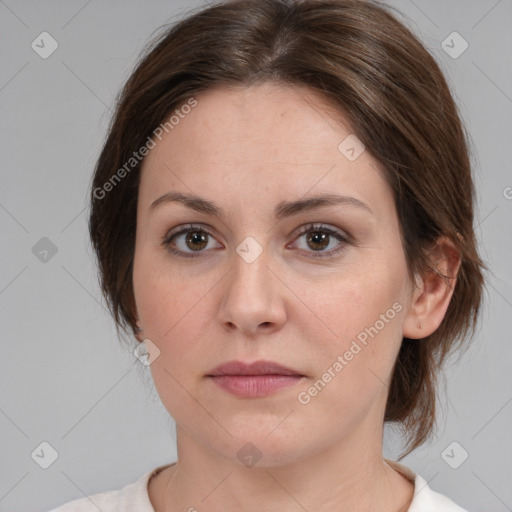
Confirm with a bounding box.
[209,375,303,398]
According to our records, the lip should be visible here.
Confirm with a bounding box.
[206,360,305,398]
[207,360,303,377]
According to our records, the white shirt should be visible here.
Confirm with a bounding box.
[49,459,468,511]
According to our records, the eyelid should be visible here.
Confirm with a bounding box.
[163,222,218,241]
[290,222,351,242]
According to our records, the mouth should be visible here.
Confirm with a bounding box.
[206,360,305,398]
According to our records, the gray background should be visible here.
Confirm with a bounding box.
[0,1,511,511]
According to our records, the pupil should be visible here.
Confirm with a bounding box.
[186,231,207,250]
[308,231,328,250]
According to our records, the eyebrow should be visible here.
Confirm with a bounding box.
[149,191,373,219]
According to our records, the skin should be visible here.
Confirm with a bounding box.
[132,82,460,512]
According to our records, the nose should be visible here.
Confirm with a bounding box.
[217,248,287,336]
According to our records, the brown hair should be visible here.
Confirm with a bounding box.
[89,0,485,456]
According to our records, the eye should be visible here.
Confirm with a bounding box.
[289,223,349,258]
[162,224,222,258]
[162,222,350,259]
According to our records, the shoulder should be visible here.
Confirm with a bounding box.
[409,473,468,511]
[48,489,120,512]
[385,459,469,512]
[47,464,171,512]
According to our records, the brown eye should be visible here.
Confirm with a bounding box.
[185,230,209,251]
[162,224,222,258]
[306,231,330,251]
[292,223,349,259]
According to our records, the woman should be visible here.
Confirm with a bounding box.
[51,0,484,510]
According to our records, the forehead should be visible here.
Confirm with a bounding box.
[138,83,393,218]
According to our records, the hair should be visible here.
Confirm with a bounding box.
[89,0,485,456]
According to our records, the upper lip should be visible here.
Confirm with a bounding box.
[207,360,304,377]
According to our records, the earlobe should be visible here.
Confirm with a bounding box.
[403,236,461,339]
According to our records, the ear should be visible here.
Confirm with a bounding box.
[403,236,462,339]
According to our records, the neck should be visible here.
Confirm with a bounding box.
[153,427,414,512]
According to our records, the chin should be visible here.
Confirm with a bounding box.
[202,421,314,469]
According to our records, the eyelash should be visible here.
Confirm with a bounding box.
[161,223,350,259]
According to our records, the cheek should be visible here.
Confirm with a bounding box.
[293,288,405,435]
[296,258,405,347]
[132,246,216,399]
[134,264,211,423]
[133,243,207,339]
[294,258,406,397]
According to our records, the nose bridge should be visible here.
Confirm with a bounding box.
[219,242,285,333]
[229,244,272,303]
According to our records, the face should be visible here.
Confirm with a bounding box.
[132,82,416,466]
